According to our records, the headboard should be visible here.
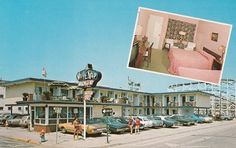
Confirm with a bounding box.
[203,47,221,60]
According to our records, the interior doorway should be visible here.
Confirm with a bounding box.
[146,15,164,49]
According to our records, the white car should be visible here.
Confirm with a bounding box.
[137,116,153,128]
[19,115,30,128]
[200,115,213,123]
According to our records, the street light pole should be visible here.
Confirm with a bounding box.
[83,94,86,140]
[56,112,58,144]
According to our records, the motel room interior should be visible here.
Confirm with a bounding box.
[129,8,231,84]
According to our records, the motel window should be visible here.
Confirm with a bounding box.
[49,107,67,118]
[0,94,4,99]
[35,107,45,118]
[68,107,92,121]
[49,107,57,118]
[18,107,21,111]
[61,89,68,96]
[50,88,54,96]
[121,93,126,97]
[0,107,3,111]
[189,96,195,102]
[108,91,113,98]
[152,109,155,114]
[100,93,103,96]
[60,107,67,118]
[115,94,118,99]
[25,107,28,111]
[35,87,42,95]
[8,107,11,110]
[139,109,142,114]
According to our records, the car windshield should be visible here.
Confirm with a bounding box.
[142,117,149,121]
[15,116,23,119]
[116,118,127,123]
[154,117,161,120]
[87,119,103,124]
[165,117,172,120]
[21,116,28,120]
[107,118,118,123]
[147,116,153,120]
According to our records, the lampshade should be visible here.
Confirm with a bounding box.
[218,45,225,54]
[136,25,143,35]
[179,31,186,36]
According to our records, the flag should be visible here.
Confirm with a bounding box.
[42,67,47,78]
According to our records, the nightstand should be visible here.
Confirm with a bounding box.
[212,59,222,70]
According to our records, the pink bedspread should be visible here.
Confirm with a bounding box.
[177,67,221,83]
[168,48,215,74]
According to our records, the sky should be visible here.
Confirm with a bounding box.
[0,0,235,93]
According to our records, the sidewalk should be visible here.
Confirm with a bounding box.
[0,126,116,148]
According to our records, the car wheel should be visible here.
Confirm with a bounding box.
[61,127,67,133]
[163,124,167,128]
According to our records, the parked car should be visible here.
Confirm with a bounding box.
[196,115,213,123]
[7,115,24,127]
[170,115,192,126]
[137,116,153,128]
[187,114,204,123]
[59,118,107,135]
[0,113,10,125]
[19,115,30,128]
[93,117,129,133]
[147,116,163,128]
[0,114,19,126]
[156,116,177,128]
[220,115,234,120]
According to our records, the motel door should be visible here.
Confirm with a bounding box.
[31,110,35,126]
[146,14,164,49]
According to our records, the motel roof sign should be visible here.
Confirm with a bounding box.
[76,64,102,88]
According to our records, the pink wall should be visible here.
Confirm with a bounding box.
[136,8,200,49]
[195,20,231,56]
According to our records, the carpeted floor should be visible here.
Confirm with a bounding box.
[141,49,170,74]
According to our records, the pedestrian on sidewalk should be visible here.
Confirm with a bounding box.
[73,117,82,140]
[40,129,46,143]
[128,116,135,134]
[135,118,140,134]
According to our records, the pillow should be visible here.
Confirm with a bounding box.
[185,42,196,51]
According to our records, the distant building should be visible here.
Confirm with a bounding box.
[0,80,7,113]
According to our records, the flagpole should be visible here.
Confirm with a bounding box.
[42,67,47,93]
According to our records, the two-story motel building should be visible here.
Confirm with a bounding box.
[0,78,216,132]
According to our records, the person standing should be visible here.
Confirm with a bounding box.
[128,116,135,134]
[135,118,140,134]
[73,118,81,140]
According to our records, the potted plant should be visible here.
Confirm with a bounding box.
[43,91,51,100]
[22,93,29,101]
[101,96,109,103]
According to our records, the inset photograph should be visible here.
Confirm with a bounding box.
[128,7,232,84]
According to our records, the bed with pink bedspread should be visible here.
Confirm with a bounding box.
[177,67,221,83]
[168,48,215,74]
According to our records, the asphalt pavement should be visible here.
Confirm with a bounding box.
[0,120,236,148]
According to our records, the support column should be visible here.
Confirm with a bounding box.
[29,106,32,129]
[45,105,49,125]
[67,106,69,123]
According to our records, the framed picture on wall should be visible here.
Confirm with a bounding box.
[211,32,218,42]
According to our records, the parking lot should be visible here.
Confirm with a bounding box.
[1,119,236,148]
